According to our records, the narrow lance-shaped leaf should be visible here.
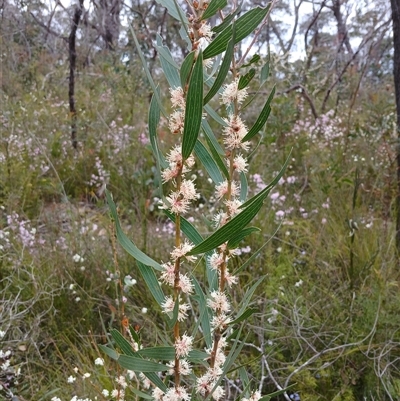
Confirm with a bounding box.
[99,344,119,360]
[187,197,264,255]
[106,190,164,271]
[258,384,296,401]
[201,0,227,20]
[241,54,261,68]
[155,0,188,22]
[180,51,195,88]
[212,6,242,33]
[242,85,275,142]
[239,149,291,210]
[130,26,166,117]
[238,68,256,90]
[260,59,270,86]
[118,355,169,372]
[136,261,165,306]
[203,6,270,60]
[111,329,136,356]
[149,87,167,169]
[182,51,204,159]
[203,26,235,105]
[204,134,229,180]
[188,152,291,256]
[229,308,258,326]
[227,227,260,249]
[194,140,224,184]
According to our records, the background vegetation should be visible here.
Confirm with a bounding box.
[1,0,399,400]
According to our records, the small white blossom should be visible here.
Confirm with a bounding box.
[67,375,76,383]
[220,78,248,106]
[94,357,104,366]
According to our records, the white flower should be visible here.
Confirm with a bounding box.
[102,389,110,397]
[174,334,193,358]
[207,290,230,313]
[220,78,248,106]
[152,387,165,401]
[82,372,91,379]
[170,87,186,109]
[232,154,248,172]
[222,114,249,151]
[142,307,148,314]
[67,375,76,383]
[94,357,104,366]
[215,180,240,200]
[72,254,84,263]
[0,330,6,339]
[170,240,196,262]
[164,385,190,401]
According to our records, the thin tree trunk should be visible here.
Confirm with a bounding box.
[391,0,400,250]
[69,0,84,149]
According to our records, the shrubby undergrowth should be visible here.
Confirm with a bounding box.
[1,1,399,401]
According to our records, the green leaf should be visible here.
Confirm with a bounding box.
[118,355,169,372]
[163,210,204,245]
[241,54,261,68]
[242,85,275,142]
[182,51,204,159]
[156,35,181,88]
[99,344,119,360]
[194,140,224,184]
[143,372,168,392]
[180,51,195,88]
[229,307,258,325]
[137,347,175,360]
[238,68,256,90]
[212,6,241,33]
[187,151,291,256]
[192,276,213,348]
[130,387,153,400]
[227,227,260,249]
[187,197,264,255]
[111,329,136,356]
[239,171,248,202]
[136,261,165,306]
[149,87,167,170]
[202,119,225,155]
[260,59,270,85]
[106,190,164,271]
[239,149,291,210]
[258,384,296,401]
[203,31,234,105]
[155,0,188,22]
[136,347,208,362]
[204,103,228,126]
[204,135,229,180]
[236,276,265,317]
[129,26,166,117]
[234,222,282,275]
[167,295,180,329]
[203,6,270,59]
[201,0,227,20]
[128,325,140,345]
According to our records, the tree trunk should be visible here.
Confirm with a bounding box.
[69,0,84,149]
[391,0,400,250]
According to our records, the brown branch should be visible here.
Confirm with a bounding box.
[29,11,68,42]
[320,18,391,113]
[280,84,318,119]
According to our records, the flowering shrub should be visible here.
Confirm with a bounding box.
[102,2,292,401]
